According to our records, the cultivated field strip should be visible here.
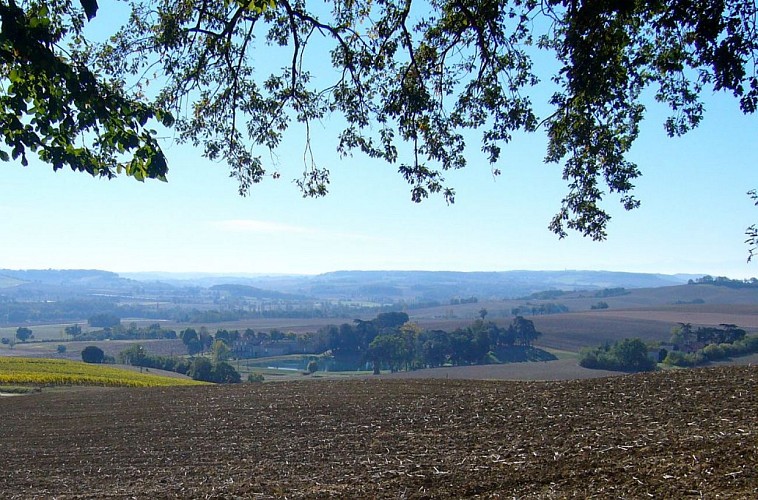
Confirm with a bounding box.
[0,366,756,498]
[0,357,204,387]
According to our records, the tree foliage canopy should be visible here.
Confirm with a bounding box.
[81,344,105,363]
[1,0,756,239]
[15,326,32,341]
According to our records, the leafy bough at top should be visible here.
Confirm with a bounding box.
[2,0,757,245]
[0,0,172,181]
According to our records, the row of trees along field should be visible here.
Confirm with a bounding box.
[580,323,758,372]
[78,343,242,384]
[66,322,178,341]
[663,323,758,367]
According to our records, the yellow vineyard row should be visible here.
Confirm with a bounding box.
[0,357,205,387]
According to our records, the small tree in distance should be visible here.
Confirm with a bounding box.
[188,357,213,381]
[15,327,33,342]
[64,324,83,337]
[211,340,231,364]
[212,362,242,384]
[81,346,105,364]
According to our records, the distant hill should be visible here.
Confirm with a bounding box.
[0,269,136,291]
[256,270,694,301]
[0,269,120,285]
[0,269,178,303]
[0,267,732,308]
[42,269,701,301]
[209,284,306,300]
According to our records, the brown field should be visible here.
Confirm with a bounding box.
[0,339,186,361]
[528,313,685,351]
[407,285,758,320]
[528,308,758,352]
[374,358,623,381]
[1,366,756,498]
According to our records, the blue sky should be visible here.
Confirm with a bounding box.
[0,10,756,278]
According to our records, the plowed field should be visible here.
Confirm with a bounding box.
[1,366,756,498]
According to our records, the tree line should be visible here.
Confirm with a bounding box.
[79,343,242,384]
[688,276,758,288]
[313,312,544,373]
[663,323,758,367]
[166,311,547,374]
[580,323,758,372]
[579,339,657,372]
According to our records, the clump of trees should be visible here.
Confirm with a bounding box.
[179,328,213,356]
[64,324,82,336]
[579,338,657,372]
[511,303,569,316]
[187,358,241,384]
[687,276,758,288]
[66,322,177,341]
[118,344,190,374]
[88,314,121,328]
[450,297,478,305]
[118,344,241,383]
[81,346,105,364]
[314,313,545,373]
[580,324,758,371]
[663,337,758,367]
[663,323,758,367]
[594,288,630,298]
[669,323,747,350]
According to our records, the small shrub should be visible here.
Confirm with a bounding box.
[188,357,213,381]
[212,362,241,383]
[739,335,758,351]
[702,344,726,361]
[247,373,264,383]
[579,338,655,372]
[81,346,105,364]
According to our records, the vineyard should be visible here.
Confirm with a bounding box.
[0,357,205,387]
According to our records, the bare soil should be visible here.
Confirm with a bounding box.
[373,358,623,381]
[0,366,756,499]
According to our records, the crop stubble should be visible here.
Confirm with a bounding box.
[0,366,756,498]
